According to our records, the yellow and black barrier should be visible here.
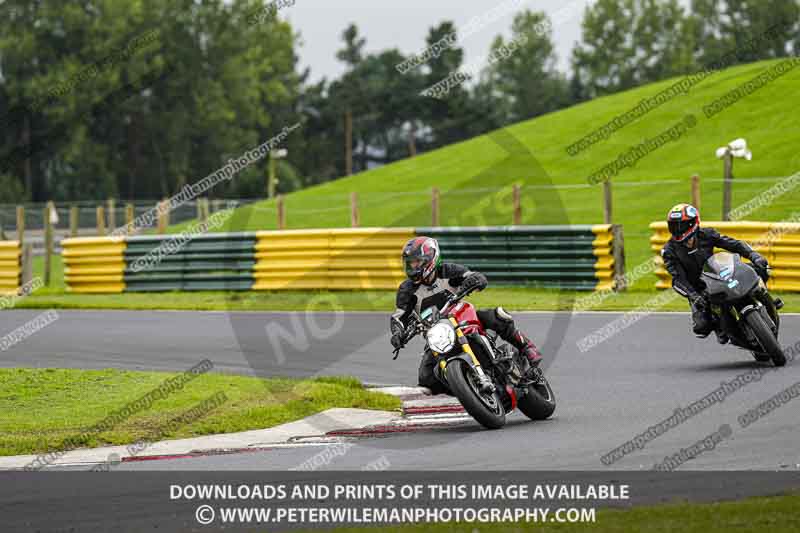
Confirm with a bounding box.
[419,225,625,291]
[253,228,414,290]
[62,237,126,293]
[60,225,626,293]
[0,241,22,295]
[650,221,800,292]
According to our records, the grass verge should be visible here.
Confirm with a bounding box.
[320,493,800,533]
[0,368,399,457]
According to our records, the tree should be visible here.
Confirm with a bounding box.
[420,21,473,149]
[482,10,569,123]
[572,0,693,98]
[689,0,800,67]
[0,0,301,202]
[331,23,367,175]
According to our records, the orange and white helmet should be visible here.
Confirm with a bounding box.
[667,203,700,242]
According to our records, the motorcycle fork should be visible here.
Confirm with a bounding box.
[440,318,490,382]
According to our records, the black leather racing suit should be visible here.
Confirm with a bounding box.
[661,227,762,336]
[390,262,538,394]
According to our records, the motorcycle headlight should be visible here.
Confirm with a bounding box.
[426,321,456,353]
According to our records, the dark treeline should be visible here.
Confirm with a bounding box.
[0,0,797,203]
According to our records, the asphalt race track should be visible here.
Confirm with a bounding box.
[2,309,800,471]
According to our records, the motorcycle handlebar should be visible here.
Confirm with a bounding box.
[391,287,475,360]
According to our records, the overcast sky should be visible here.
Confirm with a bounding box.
[283,0,598,83]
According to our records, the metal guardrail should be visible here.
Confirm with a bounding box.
[253,228,413,290]
[0,241,21,295]
[61,225,626,293]
[420,225,623,291]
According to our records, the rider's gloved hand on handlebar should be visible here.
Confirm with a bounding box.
[750,253,770,280]
[462,272,488,293]
[390,332,405,349]
[690,292,707,310]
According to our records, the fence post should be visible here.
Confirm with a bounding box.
[431,187,440,226]
[157,198,169,233]
[603,180,613,224]
[512,184,522,225]
[44,202,54,286]
[612,224,626,292]
[21,242,33,287]
[107,198,116,233]
[96,206,106,235]
[350,192,359,228]
[722,153,733,221]
[277,194,286,230]
[691,174,701,210]
[16,205,24,244]
[125,203,135,233]
[69,205,79,237]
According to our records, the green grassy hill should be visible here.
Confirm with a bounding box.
[181,59,800,289]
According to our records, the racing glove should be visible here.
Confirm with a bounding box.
[390,332,405,349]
[689,292,707,310]
[750,253,769,280]
[462,272,488,293]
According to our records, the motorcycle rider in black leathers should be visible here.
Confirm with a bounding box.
[661,203,770,343]
[390,236,542,395]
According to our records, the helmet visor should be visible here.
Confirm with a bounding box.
[404,257,425,277]
[668,219,694,240]
[403,250,436,281]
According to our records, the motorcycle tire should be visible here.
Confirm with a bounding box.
[446,360,506,430]
[518,374,557,421]
[751,352,772,363]
[745,311,786,367]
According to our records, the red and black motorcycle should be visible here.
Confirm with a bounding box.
[392,288,556,429]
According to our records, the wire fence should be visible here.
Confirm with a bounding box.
[0,175,788,238]
[0,198,260,234]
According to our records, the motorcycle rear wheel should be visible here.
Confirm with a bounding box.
[745,311,786,367]
[447,360,506,429]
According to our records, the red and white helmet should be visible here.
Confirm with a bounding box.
[667,203,700,242]
[402,236,441,284]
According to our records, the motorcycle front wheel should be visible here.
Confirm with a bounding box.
[745,311,786,367]
[446,360,506,430]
